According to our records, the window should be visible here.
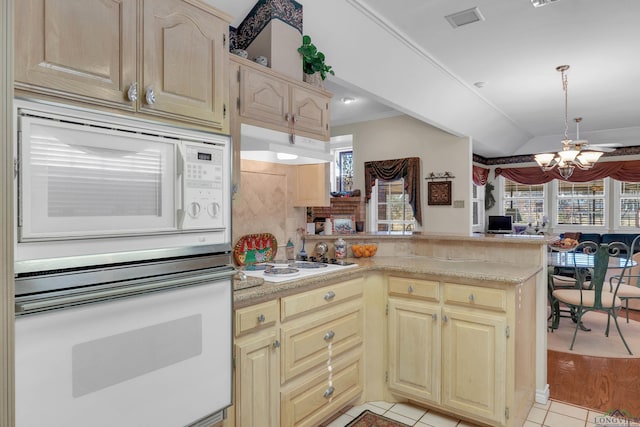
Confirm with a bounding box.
[618,181,640,227]
[502,179,545,224]
[370,178,415,233]
[335,150,353,191]
[472,184,484,231]
[556,179,606,226]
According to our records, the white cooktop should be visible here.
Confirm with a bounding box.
[241,261,358,283]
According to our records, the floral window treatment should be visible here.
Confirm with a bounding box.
[495,160,640,184]
[472,165,490,186]
[364,157,422,225]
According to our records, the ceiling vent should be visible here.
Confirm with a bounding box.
[445,7,485,28]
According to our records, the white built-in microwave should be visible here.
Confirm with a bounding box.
[14,100,232,266]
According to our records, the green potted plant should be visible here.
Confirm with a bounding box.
[298,34,334,86]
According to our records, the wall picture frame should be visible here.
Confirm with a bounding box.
[428,181,452,205]
[331,214,355,234]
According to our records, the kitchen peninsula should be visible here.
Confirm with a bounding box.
[230,233,552,427]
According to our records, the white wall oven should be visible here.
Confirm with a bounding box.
[13,100,235,427]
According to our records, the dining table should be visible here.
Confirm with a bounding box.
[547,249,636,331]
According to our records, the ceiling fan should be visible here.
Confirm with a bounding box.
[570,117,618,153]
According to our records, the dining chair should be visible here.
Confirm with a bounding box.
[611,235,640,323]
[551,240,633,355]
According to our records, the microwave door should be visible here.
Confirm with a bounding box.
[18,116,177,241]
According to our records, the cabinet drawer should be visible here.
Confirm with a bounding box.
[281,300,362,382]
[389,276,440,302]
[235,300,279,336]
[281,277,364,321]
[443,283,507,312]
[281,356,362,427]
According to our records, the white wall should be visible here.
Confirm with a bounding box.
[333,115,472,234]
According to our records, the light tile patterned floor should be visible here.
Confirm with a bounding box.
[326,399,631,427]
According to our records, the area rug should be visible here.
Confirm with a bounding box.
[345,410,411,427]
[548,310,640,358]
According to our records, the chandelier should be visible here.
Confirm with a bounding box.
[534,65,603,180]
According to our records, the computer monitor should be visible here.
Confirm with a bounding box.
[487,215,513,234]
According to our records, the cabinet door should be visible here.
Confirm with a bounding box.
[387,298,441,403]
[290,85,330,140]
[141,0,228,129]
[239,65,290,131]
[293,163,329,207]
[15,0,137,108]
[236,330,280,427]
[441,307,507,425]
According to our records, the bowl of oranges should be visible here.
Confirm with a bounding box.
[350,242,378,258]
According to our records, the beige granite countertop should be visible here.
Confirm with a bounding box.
[305,232,558,245]
[233,256,542,308]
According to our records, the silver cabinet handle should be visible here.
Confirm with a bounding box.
[443,315,449,323]
[324,330,335,341]
[292,113,298,123]
[127,82,138,102]
[323,386,335,398]
[145,86,156,105]
[469,294,475,302]
[273,340,280,349]
[432,313,437,321]
[285,113,292,122]
[408,285,414,294]
[324,291,336,301]
[257,314,266,323]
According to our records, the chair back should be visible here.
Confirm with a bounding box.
[627,235,640,286]
[572,240,631,308]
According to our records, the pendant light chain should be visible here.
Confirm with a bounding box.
[561,67,569,142]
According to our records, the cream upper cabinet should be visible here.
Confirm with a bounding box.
[15,0,137,109]
[15,0,230,131]
[234,55,331,141]
[140,0,229,128]
[293,163,330,207]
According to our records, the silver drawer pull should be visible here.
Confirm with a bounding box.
[127,82,138,102]
[273,340,280,349]
[145,86,156,105]
[408,285,414,294]
[257,314,266,323]
[324,330,335,341]
[323,386,335,398]
[432,313,437,321]
[324,291,336,301]
[469,294,475,302]
[443,315,449,323]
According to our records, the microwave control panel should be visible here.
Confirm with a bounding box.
[180,142,225,230]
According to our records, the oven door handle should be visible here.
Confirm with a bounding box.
[15,268,236,315]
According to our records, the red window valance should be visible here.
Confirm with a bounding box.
[495,160,640,184]
[472,165,490,186]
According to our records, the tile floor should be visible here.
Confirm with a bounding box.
[325,399,630,427]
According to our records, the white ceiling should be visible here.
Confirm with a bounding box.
[209,0,640,158]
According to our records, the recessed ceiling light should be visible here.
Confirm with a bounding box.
[276,152,298,160]
[531,0,561,7]
[340,97,356,104]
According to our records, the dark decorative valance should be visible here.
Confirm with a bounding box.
[364,157,422,224]
[495,160,640,184]
[472,165,490,186]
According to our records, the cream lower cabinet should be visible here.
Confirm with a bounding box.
[280,277,364,427]
[387,275,534,427]
[232,277,364,427]
[234,300,280,427]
